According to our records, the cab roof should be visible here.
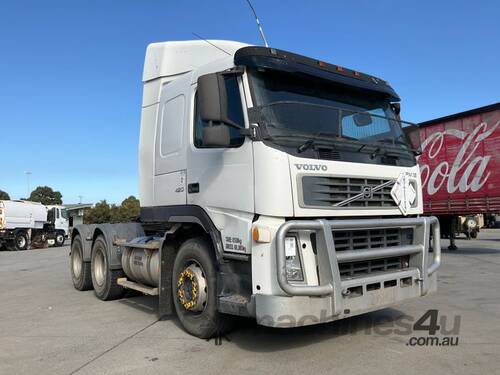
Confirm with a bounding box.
[142,40,250,82]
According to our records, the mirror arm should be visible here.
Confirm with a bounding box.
[239,125,258,139]
[221,120,258,140]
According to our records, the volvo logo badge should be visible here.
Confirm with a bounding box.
[361,185,373,199]
[294,164,328,171]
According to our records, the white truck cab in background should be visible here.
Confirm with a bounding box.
[69,40,441,339]
[46,205,69,243]
[0,200,68,250]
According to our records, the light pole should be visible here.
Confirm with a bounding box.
[25,171,32,199]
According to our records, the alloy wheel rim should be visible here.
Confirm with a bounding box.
[94,250,106,286]
[72,249,82,278]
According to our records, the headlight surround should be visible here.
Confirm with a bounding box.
[285,236,304,281]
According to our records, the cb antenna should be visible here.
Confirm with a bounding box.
[244,0,269,47]
[192,32,231,56]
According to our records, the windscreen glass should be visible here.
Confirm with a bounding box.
[248,68,415,153]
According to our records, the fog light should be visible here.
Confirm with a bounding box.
[285,237,304,281]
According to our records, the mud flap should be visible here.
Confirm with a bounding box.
[158,241,178,318]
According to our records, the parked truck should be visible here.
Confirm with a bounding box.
[417,102,500,248]
[69,40,441,338]
[0,200,69,250]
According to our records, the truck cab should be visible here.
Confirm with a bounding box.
[46,205,69,246]
[70,40,440,338]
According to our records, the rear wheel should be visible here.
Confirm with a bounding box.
[14,231,28,251]
[71,235,92,291]
[91,235,125,300]
[172,237,234,339]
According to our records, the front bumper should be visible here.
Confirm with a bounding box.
[256,216,440,327]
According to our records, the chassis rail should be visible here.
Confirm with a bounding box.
[276,217,441,316]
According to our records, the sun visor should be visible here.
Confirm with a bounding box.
[234,46,400,101]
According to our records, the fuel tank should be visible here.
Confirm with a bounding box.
[121,247,160,287]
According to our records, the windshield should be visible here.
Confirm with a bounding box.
[248,68,415,152]
[61,209,68,220]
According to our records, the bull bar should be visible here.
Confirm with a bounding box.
[276,217,441,316]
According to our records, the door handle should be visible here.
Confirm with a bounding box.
[188,183,200,194]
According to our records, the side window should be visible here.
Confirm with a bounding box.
[160,95,185,157]
[194,76,245,148]
[56,209,60,219]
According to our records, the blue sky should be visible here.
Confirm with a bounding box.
[1,0,498,203]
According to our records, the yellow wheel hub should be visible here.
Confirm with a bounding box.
[177,263,207,312]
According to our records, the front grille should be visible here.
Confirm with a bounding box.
[333,228,405,251]
[302,176,397,208]
[310,227,413,279]
[339,257,407,278]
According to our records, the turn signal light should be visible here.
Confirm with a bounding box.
[252,226,271,243]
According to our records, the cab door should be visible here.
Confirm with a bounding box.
[187,74,254,214]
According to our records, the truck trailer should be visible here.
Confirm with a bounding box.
[69,40,441,338]
[0,200,68,250]
[417,102,500,248]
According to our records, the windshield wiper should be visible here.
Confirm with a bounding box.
[296,132,338,153]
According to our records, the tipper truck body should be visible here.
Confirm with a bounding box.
[69,40,441,338]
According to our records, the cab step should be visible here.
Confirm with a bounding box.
[117,278,159,295]
[218,294,252,317]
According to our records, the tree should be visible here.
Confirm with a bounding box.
[29,186,62,205]
[0,190,10,200]
[119,196,140,221]
[84,200,111,224]
[83,196,140,224]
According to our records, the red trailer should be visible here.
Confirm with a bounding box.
[417,102,500,248]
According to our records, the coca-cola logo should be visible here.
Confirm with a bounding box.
[419,119,499,196]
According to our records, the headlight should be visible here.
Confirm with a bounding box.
[285,236,304,281]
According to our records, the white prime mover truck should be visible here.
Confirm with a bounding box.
[69,40,441,338]
[0,200,68,250]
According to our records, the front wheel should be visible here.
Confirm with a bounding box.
[172,237,234,339]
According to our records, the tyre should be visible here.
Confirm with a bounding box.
[14,231,28,251]
[91,235,125,300]
[470,230,478,239]
[55,232,65,247]
[70,235,93,291]
[172,237,234,339]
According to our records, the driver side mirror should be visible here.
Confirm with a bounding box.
[202,124,231,147]
[197,72,241,147]
[198,73,230,126]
